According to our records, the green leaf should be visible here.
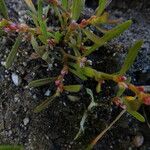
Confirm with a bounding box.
[5,35,22,69]
[84,20,132,56]
[96,82,101,93]
[71,0,85,21]
[0,0,9,19]
[38,0,43,21]
[0,145,23,150]
[83,29,102,45]
[38,0,48,41]
[34,95,56,113]
[128,111,145,122]
[123,97,141,112]
[61,0,68,10]
[54,31,63,43]
[24,0,36,14]
[69,68,87,80]
[64,85,82,92]
[31,35,52,63]
[82,67,96,78]
[119,40,143,75]
[28,77,55,87]
[31,36,45,56]
[27,11,39,27]
[116,87,126,97]
[95,0,107,16]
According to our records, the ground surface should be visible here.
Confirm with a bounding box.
[0,0,150,150]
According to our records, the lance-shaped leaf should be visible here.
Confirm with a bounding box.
[84,20,132,56]
[95,0,107,16]
[0,0,9,19]
[61,0,68,10]
[82,67,96,78]
[123,97,141,112]
[38,0,48,42]
[64,85,82,92]
[31,36,45,57]
[28,77,55,87]
[69,68,87,80]
[24,0,36,14]
[69,63,87,80]
[34,93,59,113]
[71,0,85,21]
[128,111,145,122]
[119,40,143,75]
[5,35,22,69]
[0,145,23,150]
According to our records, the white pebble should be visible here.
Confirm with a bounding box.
[11,73,21,86]
[44,89,51,96]
[23,118,29,126]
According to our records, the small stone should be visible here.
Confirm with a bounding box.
[44,89,51,96]
[23,117,29,126]
[11,73,21,86]
[133,134,144,147]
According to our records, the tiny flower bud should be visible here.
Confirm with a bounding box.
[113,97,126,109]
[136,86,144,92]
[69,22,78,30]
[79,19,89,28]
[9,23,18,30]
[143,96,150,105]
[47,39,55,46]
[118,76,127,82]
[61,66,68,76]
[79,57,87,68]
[55,80,61,86]
[18,23,29,32]
[57,84,64,93]
[4,27,10,32]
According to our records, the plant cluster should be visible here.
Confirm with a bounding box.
[0,0,150,149]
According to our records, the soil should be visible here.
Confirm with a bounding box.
[0,0,150,150]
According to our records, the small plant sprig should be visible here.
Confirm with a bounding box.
[0,0,150,148]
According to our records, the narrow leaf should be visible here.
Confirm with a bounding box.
[61,0,68,10]
[84,20,132,56]
[0,145,23,150]
[128,111,145,122]
[64,85,82,92]
[38,0,43,21]
[71,0,85,21]
[28,77,55,87]
[95,0,107,16]
[69,68,87,80]
[38,0,48,41]
[82,67,96,78]
[0,0,9,19]
[83,29,101,45]
[119,40,143,75]
[31,36,45,56]
[34,94,57,113]
[24,0,36,13]
[5,35,22,69]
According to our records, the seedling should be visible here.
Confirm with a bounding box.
[0,0,150,149]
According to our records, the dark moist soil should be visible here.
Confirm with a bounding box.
[0,0,150,150]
